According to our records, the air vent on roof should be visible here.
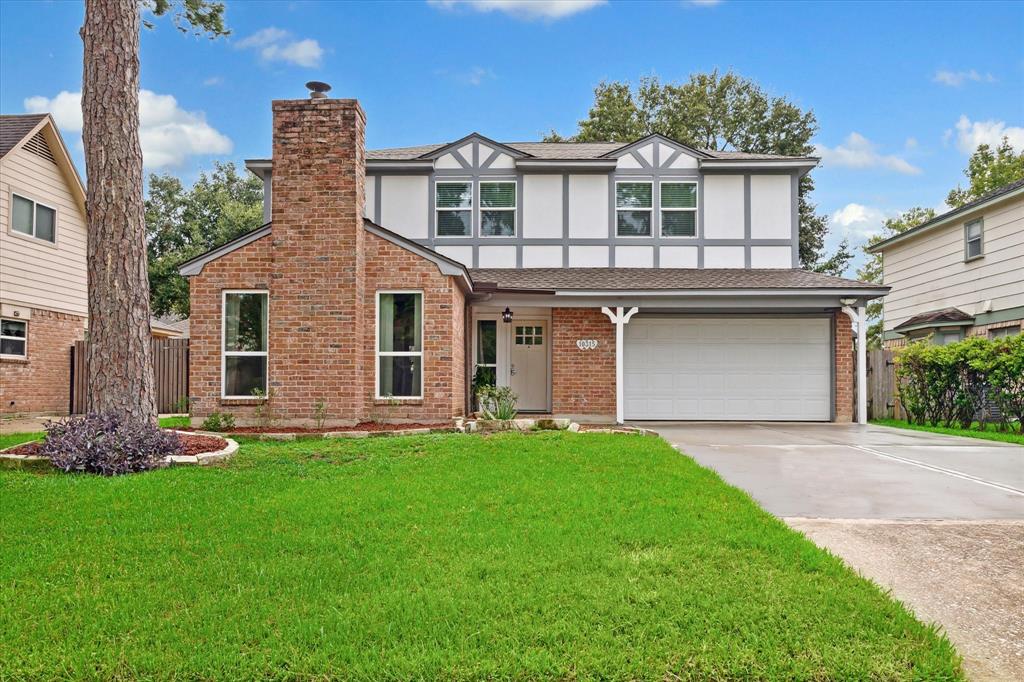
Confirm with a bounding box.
[306,81,331,99]
[23,131,56,164]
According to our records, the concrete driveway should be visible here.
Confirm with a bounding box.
[643,422,1024,681]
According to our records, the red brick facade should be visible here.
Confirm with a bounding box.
[551,308,616,420]
[0,308,86,416]
[834,310,854,423]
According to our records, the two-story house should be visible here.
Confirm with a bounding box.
[868,178,1024,347]
[0,114,89,416]
[179,88,887,426]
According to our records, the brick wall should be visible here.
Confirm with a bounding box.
[0,308,86,416]
[834,310,854,423]
[551,308,616,420]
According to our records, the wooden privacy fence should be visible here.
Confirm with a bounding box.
[866,348,902,420]
[71,338,189,414]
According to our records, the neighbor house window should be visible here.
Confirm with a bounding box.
[616,181,653,236]
[480,181,516,237]
[436,182,472,237]
[989,325,1021,339]
[475,319,497,387]
[222,291,268,398]
[661,181,697,237]
[965,219,983,260]
[11,193,56,243]
[0,318,27,358]
[377,292,423,398]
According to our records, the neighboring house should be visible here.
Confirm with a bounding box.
[0,114,88,416]
[868,179,1024,348]
[151,315,190,339]
[178,88,887,427]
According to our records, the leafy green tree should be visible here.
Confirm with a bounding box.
[547,71,852,275]
[946,137,1024,208]
[857,207,935,348]
[146,162,264,317]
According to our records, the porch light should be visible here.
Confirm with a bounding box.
[502,307,513,323]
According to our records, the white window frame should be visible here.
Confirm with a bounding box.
[964,218,984,261]
[435,180,473,238]
[473,318,499,383]
[659,180,698,239]
[9,191,58,246]
[375,290,424,400]
[221,289,269,399]
[0,317,28,359]
[615,179,653,238]
[478,179,517,238]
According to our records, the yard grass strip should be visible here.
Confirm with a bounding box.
[872,418,1024,446]
[0,432,961,679]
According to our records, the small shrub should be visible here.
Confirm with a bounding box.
[251,387,278,429]
[313,399,328,430]
[44,413,182,476]
[477,385,518,421]
[200,411,236,432]
[172,395,192,415]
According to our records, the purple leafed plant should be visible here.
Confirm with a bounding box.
[43,413,183,476]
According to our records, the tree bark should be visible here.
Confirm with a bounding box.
[81,0,156,422]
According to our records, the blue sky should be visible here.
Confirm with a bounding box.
[2,0,1022,273]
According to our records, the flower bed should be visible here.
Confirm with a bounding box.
[0,431,234,467]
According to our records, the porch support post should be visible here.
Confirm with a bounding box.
[602,306,639,424]
[842,304,868,425]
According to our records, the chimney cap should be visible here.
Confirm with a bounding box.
[305,81,332,99]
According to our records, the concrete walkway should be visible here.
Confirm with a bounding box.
[644,422,1024,681]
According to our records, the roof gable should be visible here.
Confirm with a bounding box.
[416,133,531,162]
[0,113,86,214]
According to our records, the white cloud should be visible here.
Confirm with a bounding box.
[830,203,893,248]
[686,0,722,6]
[235,27,323,67]
[904,137,918,150]
[948,115,1024,154]
[436,65,496,86]
[933,69,995,87]
[24,90,232,168]
[815,132,922,175]
[203,76,223,87]
[427,0,605,21]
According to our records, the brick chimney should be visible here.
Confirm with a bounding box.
[269,93,367,420]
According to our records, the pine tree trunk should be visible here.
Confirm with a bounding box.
[81,0,156,422]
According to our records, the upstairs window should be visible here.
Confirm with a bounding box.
[661,181,697,237]
[965,219,983,260]
[222,291,268,398]
[11,193,56,243]
[480,181,516,237]
[0,318,27,357]
[616,181,652,236]
[436,182,472,237]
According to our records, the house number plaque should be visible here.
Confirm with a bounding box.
[576,339,599,350]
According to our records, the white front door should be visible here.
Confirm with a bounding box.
[509,320,549,412]
[623,317,831,421]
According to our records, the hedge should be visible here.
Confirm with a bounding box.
[896,333,1024,430]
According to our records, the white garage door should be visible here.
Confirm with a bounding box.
[624,317,831,421]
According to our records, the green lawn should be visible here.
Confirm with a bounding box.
[0,432,960,680]
[873,418,1024,445]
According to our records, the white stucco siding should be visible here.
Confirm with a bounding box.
[478,245,517,268]
[702,175,744,239]
[749,175,792,239]
[703,245,745,269]
[380,175,429,238]
[882,195,1024,332]
[435,153,462,169]
[0,145,88,316]
[435,245,473,267]
[364,176,376,221]
[615,246,654,268]
[750,246,793,269]
[522,174,563,239]
[522,245,562,268]
[568,174,608,238]
[568,245,609,267]
[660,246,698,268]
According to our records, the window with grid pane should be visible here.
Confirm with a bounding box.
[616,182,652,236]
[436,182,472,237]
[661,181,697,237]
[514,325,543,346]
[480,181,516,237]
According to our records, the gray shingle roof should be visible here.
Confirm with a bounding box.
[365,140,812,161]
[468,268,880,291]
[893,307,974,331]
[0,113,47,157]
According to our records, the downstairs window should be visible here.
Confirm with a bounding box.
[378,292,423,398]
[222,291,268,398]
[0,318,27,357]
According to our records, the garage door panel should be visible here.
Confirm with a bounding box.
[624,317,831,421]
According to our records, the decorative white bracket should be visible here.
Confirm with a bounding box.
[601,306,639,424]
[842,305,868,425]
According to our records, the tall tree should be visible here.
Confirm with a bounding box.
[80,0,226,421]
[147,162,264,317]
[857,207,935,348]
[946,137,1024,208]
[548,72,853,275]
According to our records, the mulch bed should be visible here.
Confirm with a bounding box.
[3,432,227,458]
[178,422,451,435]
